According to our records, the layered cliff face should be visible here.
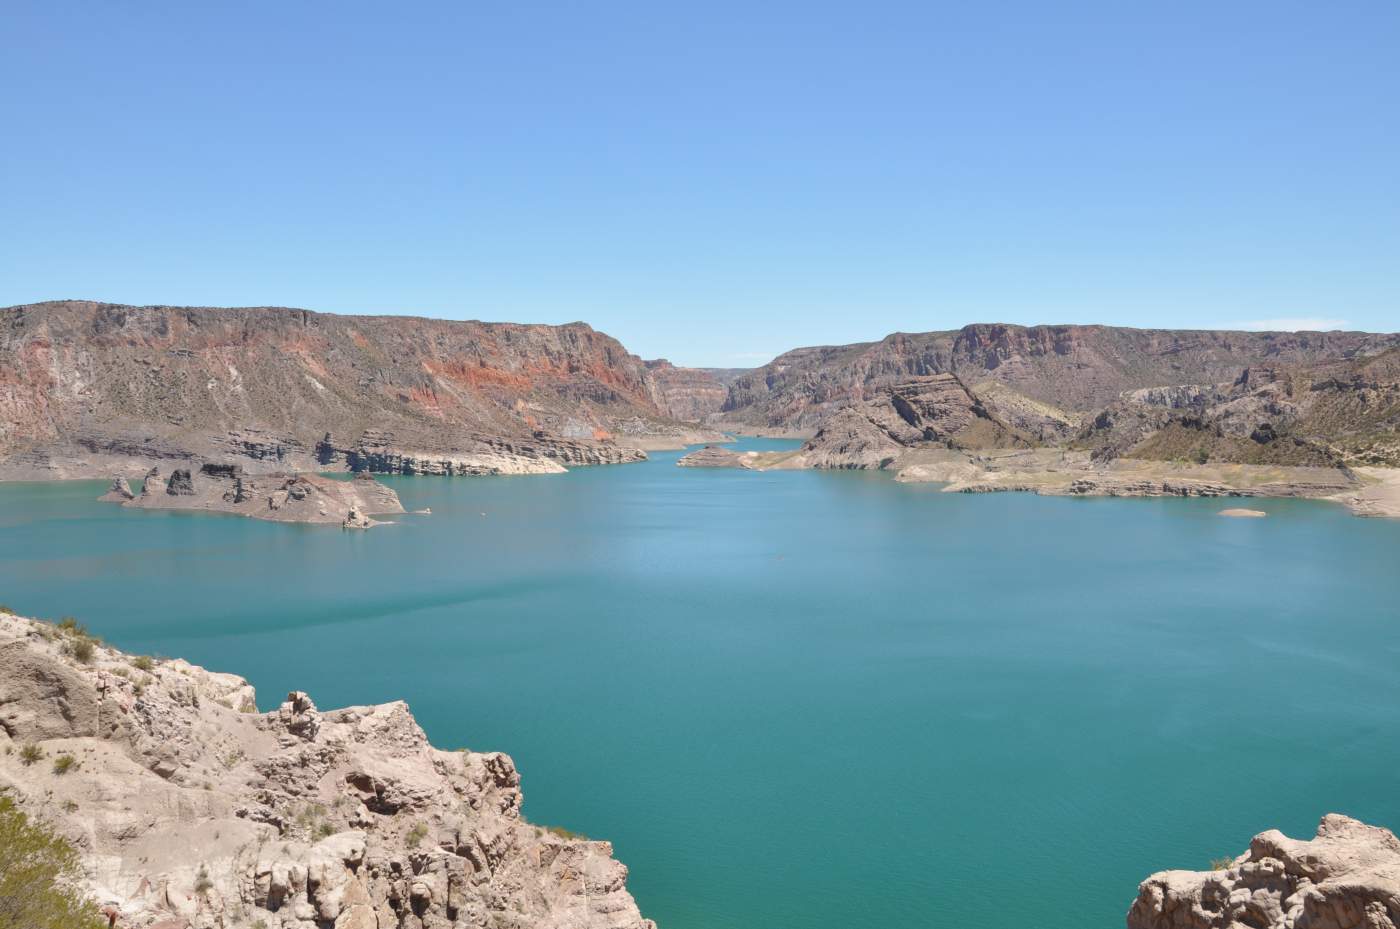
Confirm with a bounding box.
[0,301,708,479]
[0,613,655,929]
[721,325,1400,430]
[1127,814,1400,929]
[794,374,1032,469]
[642,361,744,423]
[1077,348,1400,467]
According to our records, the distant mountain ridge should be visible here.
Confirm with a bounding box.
[0,300,724,479]
[720,323,1400,430]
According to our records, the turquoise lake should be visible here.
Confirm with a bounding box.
[2,436,1399,928]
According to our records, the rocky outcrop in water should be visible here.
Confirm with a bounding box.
[0,613,655,929]
[106,464,406,526]
[99,476,135,501]
[0,300,700,480]
[1127,814,1400,929]
[675,445,757,469]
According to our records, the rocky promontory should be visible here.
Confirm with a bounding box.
[103,463,406,527]
[0,612,655,929]
[1127,814,1400,929]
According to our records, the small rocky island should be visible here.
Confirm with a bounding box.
[0,612,655,929]
[100,464,405,528]
[675,444,759,469]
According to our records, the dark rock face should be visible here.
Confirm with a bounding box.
[199,462,244,479]
[165,468,195,495]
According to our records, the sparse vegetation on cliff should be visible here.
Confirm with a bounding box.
[0,795,107,929]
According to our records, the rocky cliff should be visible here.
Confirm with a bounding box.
[1077,348,1400,468]
[0,612,655,929]
[1127,814,1400,929]
[0,301,713,479]
[721,325,1400,430]
[642,361,743,423]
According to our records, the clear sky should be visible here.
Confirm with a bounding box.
[3,2,1397,366]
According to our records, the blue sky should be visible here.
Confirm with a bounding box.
[3,2,1397,366]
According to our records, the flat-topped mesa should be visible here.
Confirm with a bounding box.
[103,463,406,527]
[0,612,656,929]
[1127,814,1400,929]
[0,300,701,480]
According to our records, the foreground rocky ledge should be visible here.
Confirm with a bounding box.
[0,614,654,929]
[1127,814,1400,929]
[100,464,407,528]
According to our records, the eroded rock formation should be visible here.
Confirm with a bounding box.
[1127,814,1400,929]
[0,614,655,929]
[105,464,406,526]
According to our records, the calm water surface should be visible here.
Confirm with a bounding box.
[2,437,1399,929]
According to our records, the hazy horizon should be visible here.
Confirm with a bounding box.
[4,1,1397,366]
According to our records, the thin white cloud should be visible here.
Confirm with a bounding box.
[1231,317,1352,332]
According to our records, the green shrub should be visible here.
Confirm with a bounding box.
[405,822,428,848]
[1210,856,1235,871]
[194,864,213,894]
[0,795,108,929]
[131,655,156,672]
[19,743,43,766]
[0,604,14,615]
[544,824,588,841]
[52,755,78,776]
[68,637,95,664]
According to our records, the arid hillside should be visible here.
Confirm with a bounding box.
[721,324,1400,430]
[0,300,721,478]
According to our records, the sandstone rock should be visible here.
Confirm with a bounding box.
[1127,814,1400,929]
[1219,508,1267,518]
[0,613,656,929]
